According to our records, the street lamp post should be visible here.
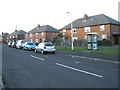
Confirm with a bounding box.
[67,12,74,51]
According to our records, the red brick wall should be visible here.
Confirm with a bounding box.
[60,24,111,41]
[46,32,58,41]
[25,32,58,43]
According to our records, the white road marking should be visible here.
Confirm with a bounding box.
[30,55,44,61]
[56,63,103,78]
[66,54,120,64]
[74,61,80,63]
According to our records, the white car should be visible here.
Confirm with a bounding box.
[8,41,12,47]
[35,42,56,54]
[16,40,27,49]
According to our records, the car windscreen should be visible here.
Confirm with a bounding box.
[21,40,27,43]
[27,43,34,45]
[44,43,53,46]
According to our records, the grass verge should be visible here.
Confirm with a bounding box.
[56,46,119,56]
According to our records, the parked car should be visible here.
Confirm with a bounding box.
[11,41,17,48]
[16,40,27,49]
[8,41,12,47]
[35,42,56,54]
[22,42,36,51]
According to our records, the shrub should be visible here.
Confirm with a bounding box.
[98,40,111,46]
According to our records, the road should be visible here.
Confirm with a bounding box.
[2,43,119,88]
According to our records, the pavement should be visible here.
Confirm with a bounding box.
[56,50,119,63]
[0,43,4,90]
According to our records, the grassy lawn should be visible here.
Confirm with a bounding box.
[56,46,119,56]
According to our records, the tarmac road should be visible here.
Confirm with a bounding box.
[2,43,119,88]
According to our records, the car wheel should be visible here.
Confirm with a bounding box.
[16,47,18,49]
[52,51,55,54]
[26,47,29,51]
[41,50,44,54]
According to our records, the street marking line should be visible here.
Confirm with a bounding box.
[60,54,120,64]
[56,63,103,78]
[75,61,80,63]
[30,55,45,61]
[73,55,120,64]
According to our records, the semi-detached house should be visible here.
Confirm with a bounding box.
[7,30,26,42]
[25,25,58,44]
[0,32,9,43]
[59,14,120,45]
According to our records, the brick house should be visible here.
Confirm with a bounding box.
[1,32,9,43]
[59,14,120,46]
[7,30,26,42]
[24,25,58,44]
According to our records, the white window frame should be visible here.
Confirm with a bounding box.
[31,39,33,42]
[72,37,78,41]
[71,28,77,34]
[26,34,28,37]
[35,33,38,36]
[84,36,87,40]
[102,34,107,40]
[99,25,105,31]
[63,30,66,33]
[84,27,90,32]
[36,39,38,43]
[41,32,44,36]
[30,34,32,37]
[63,30,66,35]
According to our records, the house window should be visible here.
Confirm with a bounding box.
[36,39,38,43]
[30,34,32,37]
[84,27,90,32]
[36,33,38,37]
[13,36,14,38]
[102,34,107,40]
[26,34,28,37]
[71,29,77,34]
[42,38,45,42]
[31,39,33,42]
[63,30,66,33]
[84,36,87,40]
[16,35,17,38]
[10,36,11,38]
[63,30,66,35]
[72,37,77,41]
[99,25,104,31]
[41,32,44,36]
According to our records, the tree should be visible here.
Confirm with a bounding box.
[54,33,63,46]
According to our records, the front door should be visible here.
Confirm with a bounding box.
[114,36,119,45]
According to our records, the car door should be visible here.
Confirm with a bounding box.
[36,43,41,52]
[25,42,28,49]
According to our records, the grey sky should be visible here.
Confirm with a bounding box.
[0,0,119,34]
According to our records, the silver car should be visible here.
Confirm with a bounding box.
[35,42,56,54]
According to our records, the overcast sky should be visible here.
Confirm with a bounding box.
[0,0,119,34]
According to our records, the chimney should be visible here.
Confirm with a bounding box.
[84,14,88,20]
[15,29,17,32]
[38,24,40,28]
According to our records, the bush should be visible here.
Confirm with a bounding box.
[98,40,111,46]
